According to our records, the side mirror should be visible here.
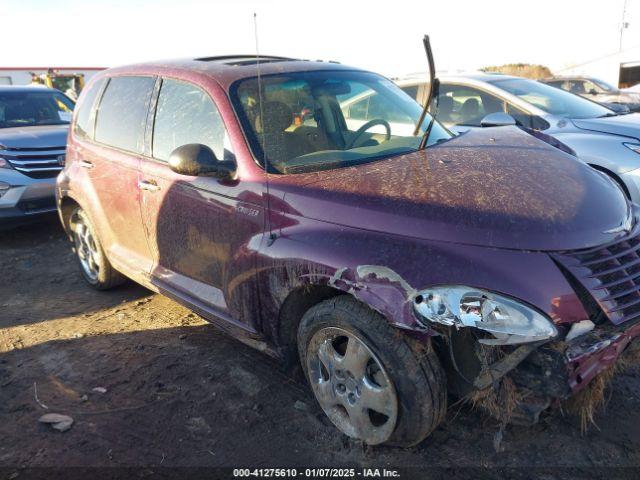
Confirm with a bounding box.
[168,144,236,180]
[480,112,517,128]
[588,89,599,95]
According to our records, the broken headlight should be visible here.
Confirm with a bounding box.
[413,286,557,345]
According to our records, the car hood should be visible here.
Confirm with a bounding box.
[0,125,69,149]
[279,127,630,251]
[610,91,640,103]
[572,113,640,141]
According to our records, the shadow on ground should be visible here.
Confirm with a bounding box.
[0,217,149,327]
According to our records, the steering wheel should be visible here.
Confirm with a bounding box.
[346,119,391,149]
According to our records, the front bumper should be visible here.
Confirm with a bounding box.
[466,319,640,425]
[511,318,640,399]
[0,170,57,228]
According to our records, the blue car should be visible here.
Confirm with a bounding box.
[0,86,74,228]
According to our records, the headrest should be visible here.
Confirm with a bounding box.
[438,95,453,113]
[255,101,293,133]
[461,98,480,115]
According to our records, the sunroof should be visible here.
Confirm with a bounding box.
[194,55,296,65]
[224,58,292,66]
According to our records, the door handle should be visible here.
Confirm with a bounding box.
[138,179,160,192]
[79,160,94,169]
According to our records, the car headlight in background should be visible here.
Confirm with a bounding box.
[0,143,12,169]
[623,142,640,155]
[413,286,557,345]
[0,181,10,198]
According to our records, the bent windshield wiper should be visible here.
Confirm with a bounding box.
[413,35,440,150]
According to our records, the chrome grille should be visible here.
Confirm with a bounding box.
[552,231,640,326]
[1,146,65,179]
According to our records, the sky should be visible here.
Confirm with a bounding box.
[2,0,640,77]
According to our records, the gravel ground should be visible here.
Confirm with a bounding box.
[1,218,640,479]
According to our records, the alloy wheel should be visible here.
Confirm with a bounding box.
[306,327,398,444]
[72,212,100,282]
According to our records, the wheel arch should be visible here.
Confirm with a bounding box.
[276,284,346,372]
[588,163,631,199]
[58,195,82,236]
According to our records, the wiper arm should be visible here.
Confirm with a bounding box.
[412,35,440,150]
[419,79,440,150]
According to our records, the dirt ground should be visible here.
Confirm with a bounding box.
[1,218,640,478]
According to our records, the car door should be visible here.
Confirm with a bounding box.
[82,75,156,282]
[139,77,264,329]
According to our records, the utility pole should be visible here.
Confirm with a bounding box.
[620,0,629,52]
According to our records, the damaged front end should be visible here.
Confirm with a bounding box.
[410,286,561,424]
[426,312,640,427]
[416,228,640,427]
[512,319,640,425]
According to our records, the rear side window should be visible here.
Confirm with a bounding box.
[74,78,106,139]
[95,76,155,154]
[152,79,233,162]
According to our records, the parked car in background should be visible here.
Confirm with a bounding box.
[58,56,638,446]
[0,86,74,228]
[397,73,640,203]
[541,76,640,112]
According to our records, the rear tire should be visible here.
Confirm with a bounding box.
[298,296,447,447]
[69,207,125,290]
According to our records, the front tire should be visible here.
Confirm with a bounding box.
[69,207,125,290]
[298,296,447,447]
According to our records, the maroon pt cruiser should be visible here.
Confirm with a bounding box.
[57,55,640,446]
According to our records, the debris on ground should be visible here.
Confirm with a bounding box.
[33,381,49,410]
[38,413,74,432]
[92,387,107,394]
[294,400,310,412]
[185,416,212,435]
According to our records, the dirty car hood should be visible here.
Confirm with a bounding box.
[572,113,640,141]
[0,125,69,149]
[281,127,629,251]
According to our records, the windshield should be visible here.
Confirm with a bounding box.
[488,77,613,119]
[592,78,617,92]
[0,90,75,128]
[231,70,451,174]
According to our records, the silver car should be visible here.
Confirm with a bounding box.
[396,73,640,203]
[0,86,73,228]
[540,76,640,113]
